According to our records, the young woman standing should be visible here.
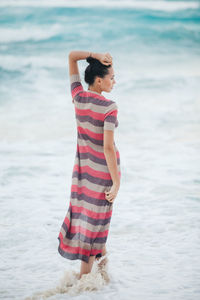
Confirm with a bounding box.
[58,50,121,279]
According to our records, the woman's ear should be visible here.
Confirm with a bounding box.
[97,77,102,87]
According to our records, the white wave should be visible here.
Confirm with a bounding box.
[0,54,64,71]
[0,0,199,11]
[25,257,110,299]
[0,24,61,43]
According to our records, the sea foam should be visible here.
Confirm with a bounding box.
[25,256,110,299]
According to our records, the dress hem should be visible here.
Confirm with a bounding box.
[57,237,103,263]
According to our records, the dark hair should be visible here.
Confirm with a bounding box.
[84,56,111,85]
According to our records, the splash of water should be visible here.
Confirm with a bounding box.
[25,255,110,299]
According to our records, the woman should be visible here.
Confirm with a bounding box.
[58,50,121,279]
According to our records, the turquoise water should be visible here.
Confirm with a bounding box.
[0,1,200,299]
[0,1,200,105]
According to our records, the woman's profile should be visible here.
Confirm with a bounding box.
[58,50,121,279]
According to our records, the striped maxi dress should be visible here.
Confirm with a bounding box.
[58,73,121,263]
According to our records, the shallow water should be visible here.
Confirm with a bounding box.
[0,1,200,299]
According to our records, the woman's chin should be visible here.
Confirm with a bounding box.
[104,87,113,93]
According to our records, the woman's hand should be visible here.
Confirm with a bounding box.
[105,183,120,203]
[93,52,113,66]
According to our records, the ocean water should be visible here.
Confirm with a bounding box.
[0,0,200,299]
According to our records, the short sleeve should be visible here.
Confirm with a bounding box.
[70,74,84,103]
[104,103,118,131]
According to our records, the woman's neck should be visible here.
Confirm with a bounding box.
[88,86,102,94]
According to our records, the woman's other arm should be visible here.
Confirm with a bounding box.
[104,130,120,203]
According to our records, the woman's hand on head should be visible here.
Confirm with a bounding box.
[95,52,113,66]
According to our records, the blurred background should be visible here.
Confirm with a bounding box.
[0,0,200,299]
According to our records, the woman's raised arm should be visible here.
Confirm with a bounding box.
[68,51,91,76]
[68,50,112,76]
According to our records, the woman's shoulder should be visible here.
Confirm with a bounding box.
[90,91,117,108]
[70,74,117,109]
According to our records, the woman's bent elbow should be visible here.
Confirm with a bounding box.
[68,51,75,59]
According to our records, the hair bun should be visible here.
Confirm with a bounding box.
[84,55,111,85]
[86,56,98,64]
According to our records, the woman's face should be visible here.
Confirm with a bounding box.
[100,66,116,92]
